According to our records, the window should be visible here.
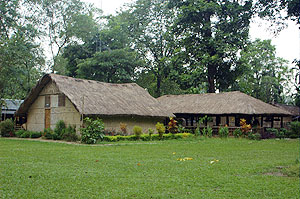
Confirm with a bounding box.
[45,95,51,108]
[58,94,65,107]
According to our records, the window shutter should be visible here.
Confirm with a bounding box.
[58,94,65,107]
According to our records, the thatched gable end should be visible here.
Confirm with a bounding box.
[17,74,174,118]
[158,91,292,116]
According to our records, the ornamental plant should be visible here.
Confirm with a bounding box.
[81,117,105,144]
[156,122,165,139]
[168,117,178,134]
[120,122,128,135]
[240,119,251,136]
[202,126,213,137]
[233,128,243,138]
[218,126,229,138]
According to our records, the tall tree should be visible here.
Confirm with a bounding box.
[33,0,100,72]
[0,0,44,100]
[170,0,253,93]
[62,13,143,82]
[124,0,178,97]
[232,39,291,103]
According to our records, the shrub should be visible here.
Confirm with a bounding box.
[178,124,185,133]
[202,126,213,137]
[0,119,15,137]
[20,131,31,138]
[133,125,143,140]
[103,136,118,142]
[54,120,66,140]
[120,123,127,135]
[279,128,289,138]
[43,128,54,139]
[15,129,26,138]
[163,133,173,140]
[168,117,178,134]
[233,128,243,138]
[62,125,78,142]
[156,122,165,139]
[141,134,151,141]
[290,121,300,138]
[81,117,105,144]
[151,134,160,140]
[266,128,278,139]
[218,126,229,138]
[30,131,42,138]
[248,132,261,140]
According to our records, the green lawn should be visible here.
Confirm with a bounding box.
[0,138,299,198]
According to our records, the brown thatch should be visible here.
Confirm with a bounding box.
[16,74,174,117]
[157,91,291,116]
[273,103,300,116]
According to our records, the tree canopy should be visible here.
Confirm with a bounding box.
[0,0,298,107]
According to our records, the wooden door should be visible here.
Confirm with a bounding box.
[45,109,51,129]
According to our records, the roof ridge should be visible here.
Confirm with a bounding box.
[50,73,137,86]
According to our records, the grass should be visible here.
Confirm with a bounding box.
[0,138,299,198]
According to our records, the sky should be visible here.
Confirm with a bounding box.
[83,0,300,65]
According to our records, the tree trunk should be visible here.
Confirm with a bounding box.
[207,64,216,93]
[203,0,215,93]
[156,75,161,97]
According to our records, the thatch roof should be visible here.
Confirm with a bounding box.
[157,91,292,116]
[16,74,174,117]
[273,103,300,116]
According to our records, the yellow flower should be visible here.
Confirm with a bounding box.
[210,159,219,164]
[173,152,176,155]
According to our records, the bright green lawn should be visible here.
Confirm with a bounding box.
[0,138,299,198]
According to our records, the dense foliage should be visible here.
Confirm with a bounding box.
[81,117,105,144]
[0,119,15,137]
[0,0,298,106]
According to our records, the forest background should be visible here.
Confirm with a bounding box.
[0,0,299,107]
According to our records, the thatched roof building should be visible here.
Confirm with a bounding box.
[158,91,291,116]
[16,74,173,133]
[17,74,173,117]
[158,91,292,130]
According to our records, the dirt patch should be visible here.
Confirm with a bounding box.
[4,137,158,146]
[263,172,287,177]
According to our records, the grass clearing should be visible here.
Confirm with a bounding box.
[0,138,299,198]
